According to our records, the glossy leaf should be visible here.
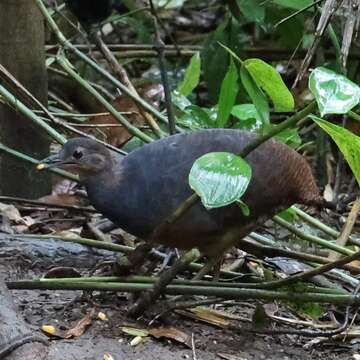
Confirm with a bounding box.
[309,67,360,116]
[177,52,201,97]
[231,104,262,131]
[273,127,302,148]
[240,65,270,124]
[235,0,265,23]
[177,105,216,130]
[312,116,360,187]
[217,59,239,128]
[189,152,252,209]
[244,58,295,112]
[172,90,192,111]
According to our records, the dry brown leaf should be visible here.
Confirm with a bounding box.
[120,325,191,348]
[64,308,96,338]
[85,83,163,147]
[176,307,231,328]
[38,193,88,207]
[148,327,192,348]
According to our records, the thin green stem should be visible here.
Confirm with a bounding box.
[0,84,66,144]
[35,0,170,126]
[273,215,353,256]
[6,279,359,305]
[0,142,77,181]
[57,55,153,143]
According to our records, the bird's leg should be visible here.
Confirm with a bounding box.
[113,242,153,275]
[193,225,254,280]
[127,248,201,318]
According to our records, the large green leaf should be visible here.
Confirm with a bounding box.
[177,52,201,97]
[244,58,295,112]
[235,0,265,23]
[309,67,360,116]
[189,152,252,209]
[240,65,270,124]
[312,116,360,187]
[217,59,239,127]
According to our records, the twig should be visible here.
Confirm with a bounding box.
[0,196,96,213]
[0,63,127,156]
[329,197,360,260]
[273,215,354,256]
[90,31,165,138]
[35,0,171,127]
[6,279,360,305]
[148,0,176,134]
[57,54,153,144]
[292,206,360,247]
[0,142,77,181]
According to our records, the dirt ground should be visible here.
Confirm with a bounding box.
[1,234,359,360]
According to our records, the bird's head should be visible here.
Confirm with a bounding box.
[37,138,113,180]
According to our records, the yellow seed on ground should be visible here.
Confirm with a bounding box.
[41,325,56,335]
[36,163,46,171]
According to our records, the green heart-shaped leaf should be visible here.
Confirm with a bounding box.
[309,67,360,116]
[189,152,252,209]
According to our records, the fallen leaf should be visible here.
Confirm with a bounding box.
[120,326,149,337]
[176,307,230,328]
[149,327,192,348]
[65,308,96,338]
[120,326,191,348]
[44,266,81,279]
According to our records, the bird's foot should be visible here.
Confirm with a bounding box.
[112,242,153,275]
[127,248,201,318]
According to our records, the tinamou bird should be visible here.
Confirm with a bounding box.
[39,129,323,258]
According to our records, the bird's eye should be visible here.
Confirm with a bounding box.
[73,150,83,159]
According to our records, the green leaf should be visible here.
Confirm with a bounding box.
[177,105,216,130]
[177,52,201,97]
[216,59,239,127]
[309,67,360,116]
[231,104,263,131]
[274,127,302,148]
[240,65,270,124]
[172,90,192,111]
[235,0,265,23]
[189,152,252,209]
[312,116,360,187]
[244,58,295,112]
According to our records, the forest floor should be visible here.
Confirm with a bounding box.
[1,234,359,360]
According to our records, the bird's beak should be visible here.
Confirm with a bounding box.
[36,153,71,171]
